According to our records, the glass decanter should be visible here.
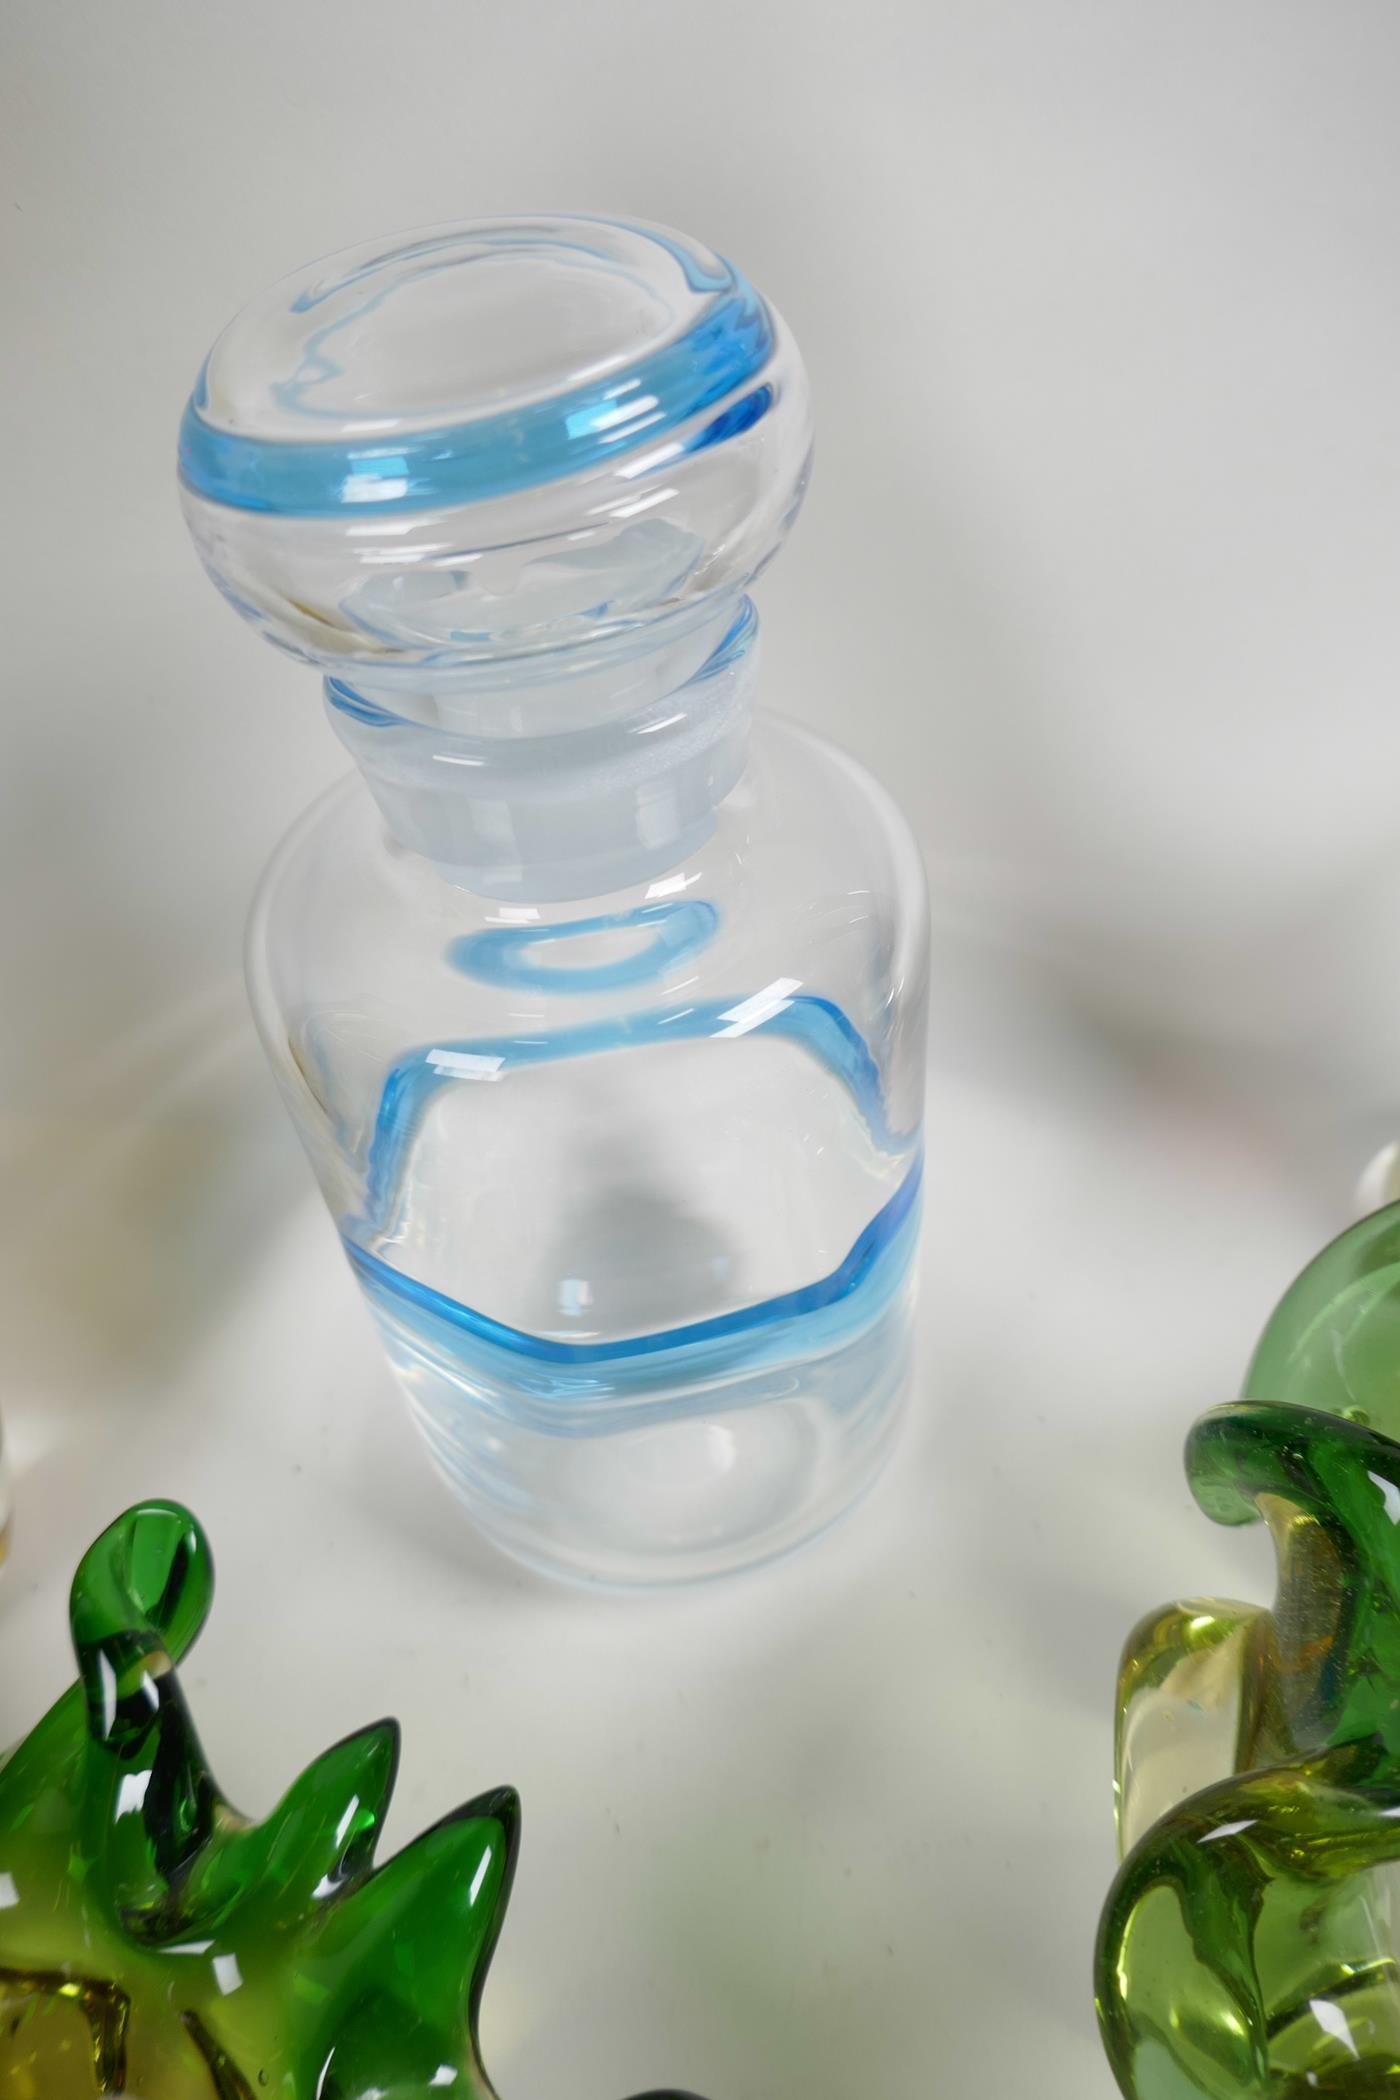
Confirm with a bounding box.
[180,216,928,1584]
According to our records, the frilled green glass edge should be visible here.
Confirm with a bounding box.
[1096,1200,1400,2099]
[0,1500,702,2100]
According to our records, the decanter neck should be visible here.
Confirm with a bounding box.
[324,596,758,901]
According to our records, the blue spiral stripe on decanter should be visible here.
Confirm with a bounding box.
[345,1152,920,1376]
[340,988,918,1370]
[179,284,775,517]
[449,901,719,994]
[359,992,904,1237]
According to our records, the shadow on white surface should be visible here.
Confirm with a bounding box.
[0,976,302,1397]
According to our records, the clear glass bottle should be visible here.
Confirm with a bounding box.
[181,217,928,1584]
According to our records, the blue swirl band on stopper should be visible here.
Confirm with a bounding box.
[179,283,775,518]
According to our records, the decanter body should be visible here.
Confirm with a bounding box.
[182,216,928,1583]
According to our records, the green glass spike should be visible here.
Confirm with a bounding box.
[0,1500,703,2100]
[1096,1201,1400,2098]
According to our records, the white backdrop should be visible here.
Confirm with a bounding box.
[4,6,1400,2095]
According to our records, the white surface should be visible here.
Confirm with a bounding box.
[4,5,1400,2094]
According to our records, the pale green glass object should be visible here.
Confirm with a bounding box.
[1097,1201,1400,2097]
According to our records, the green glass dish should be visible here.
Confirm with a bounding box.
[0,1499,700,2100]
[1097,1200,1400,2098]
